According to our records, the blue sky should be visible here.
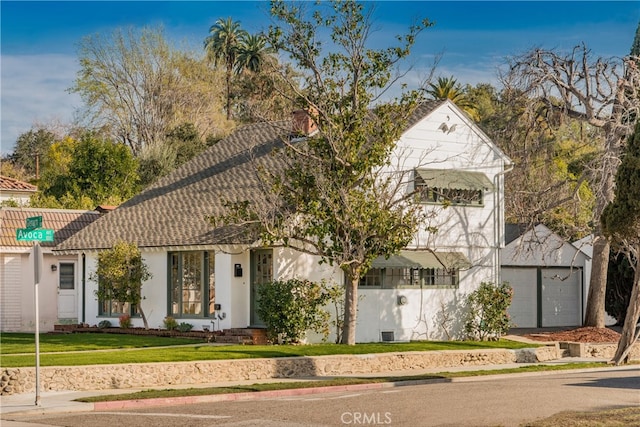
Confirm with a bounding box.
[1,1,639,154]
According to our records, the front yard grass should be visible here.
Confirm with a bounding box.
[0,333,201,354]
[0,333,537,368]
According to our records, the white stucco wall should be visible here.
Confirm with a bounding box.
[0,248,76,332]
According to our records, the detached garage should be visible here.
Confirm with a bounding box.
[502,224,589,328]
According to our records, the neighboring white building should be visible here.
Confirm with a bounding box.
[0,207,101,332]
[55,100,512,342]
[0,176,37,206]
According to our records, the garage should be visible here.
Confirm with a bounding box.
[502,224,588,329]
[504,266,582,328]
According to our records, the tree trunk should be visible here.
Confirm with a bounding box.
[226,67,232,121]
[584,234,610,327]
[341,272,359,345]
[611,250,640,365]
[139,304,149,330]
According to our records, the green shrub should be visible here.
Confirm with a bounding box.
[257,278,332,344]
[98,320,112,329]
[163,316,178,330]
[464,281,513,341]
[177,322,193,332]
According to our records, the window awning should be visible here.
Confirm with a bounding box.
[415,169,493,190]
[371,250,472,270]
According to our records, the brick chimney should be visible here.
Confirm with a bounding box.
[291,108,318,136]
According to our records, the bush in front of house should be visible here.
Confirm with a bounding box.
[163,316,178,330]
[257,278,333,344]
[118,314,132,328]
[177,322,193,332]
[98,320,112,329]
[464,281,513,341]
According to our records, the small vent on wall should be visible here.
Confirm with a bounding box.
[381,331,395,342]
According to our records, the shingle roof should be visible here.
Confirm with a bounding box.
[0,176,37,192]
[0,208,101,248]
[55,101,445,252]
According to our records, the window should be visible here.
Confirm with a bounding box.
[359,269,383,287]
[59,263,75,290]
[418,268,459,287]
[169,251,215,318]
[414,169,490,206]
[98,282,138,317]
[358,267,459,288]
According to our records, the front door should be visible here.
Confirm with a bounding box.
[250,249,273,327]
[57,262,77,321]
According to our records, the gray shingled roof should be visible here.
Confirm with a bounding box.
[55,101,444,252]
[1,208,101,248]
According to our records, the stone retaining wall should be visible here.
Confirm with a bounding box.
[565,342,640,359]
[1,347,558,395]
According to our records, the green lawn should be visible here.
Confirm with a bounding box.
[0,333,537,368]
[0,333,201,354]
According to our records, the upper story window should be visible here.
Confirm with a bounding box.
[359,251,471,289]
[414,169,493,207]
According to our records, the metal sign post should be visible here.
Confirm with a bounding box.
[33,242,42,406]
[18,216,50,406]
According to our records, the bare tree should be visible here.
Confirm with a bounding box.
[503,44,640,327]
[72,27,228,156]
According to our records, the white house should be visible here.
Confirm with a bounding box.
[0,176,37,206]
[54,100,512,342]
[0,207,102,332]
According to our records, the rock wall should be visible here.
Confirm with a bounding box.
[1,347,557,395]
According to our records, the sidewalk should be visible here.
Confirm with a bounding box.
[1,355,611,418]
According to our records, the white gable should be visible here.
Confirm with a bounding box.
[503,224,588,267]
[395,100,510,173]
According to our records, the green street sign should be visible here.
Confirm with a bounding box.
[26,216,43,230]
[16,228,54,242]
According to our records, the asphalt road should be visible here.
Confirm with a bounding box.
[3,368,639,427]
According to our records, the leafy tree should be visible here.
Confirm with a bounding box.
[10,128,56,179]
[220,0,432,345]
[34,132,139,208]
[606,251,634,325]
[205,18,248,120]
[91,241,152,329]
[166,122,209,168]
[602,119,640,365]
[256,278,332,344]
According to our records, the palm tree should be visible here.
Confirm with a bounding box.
[426,76,478,121]
[204,17,247,120]
[236,33,274,74]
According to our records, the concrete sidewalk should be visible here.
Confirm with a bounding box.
[1,356,611,418]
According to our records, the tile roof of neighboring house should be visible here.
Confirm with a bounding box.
[0,176,37,192]
[0,207,102,248]
[56,100,445,252]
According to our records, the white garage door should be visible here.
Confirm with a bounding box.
[503,267,537,328]
[541,268,581,327]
